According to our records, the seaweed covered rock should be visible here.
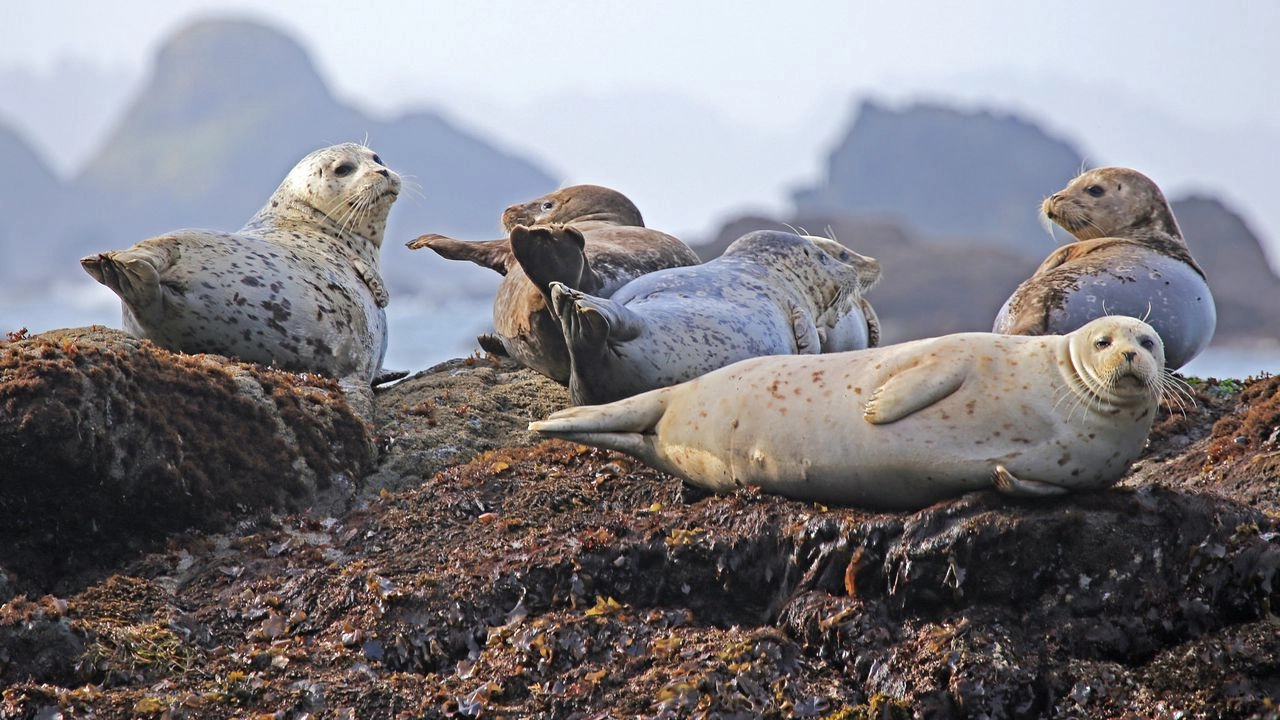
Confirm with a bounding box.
[0,326,372,590]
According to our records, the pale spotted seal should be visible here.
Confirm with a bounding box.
[406,185,700,382]
[993,166,1215,370]
[81,142,399,384]
[532,316,1169,510]
[548,229,882,405]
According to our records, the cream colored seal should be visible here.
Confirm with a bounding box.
[548,229,881,405]
[532,316,1169,510]
[407,185,699,383]
[994,166,1215,370]
[81,143,399,384]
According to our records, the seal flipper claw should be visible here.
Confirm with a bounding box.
[510,224,602,297]
[992,465,1070,497]
[789,301,820,354]
[408,234,514,275]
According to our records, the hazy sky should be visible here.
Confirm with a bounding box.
[9,1,1278,130]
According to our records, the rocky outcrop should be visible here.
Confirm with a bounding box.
[0,327,372,590]
[1,331,1278,717]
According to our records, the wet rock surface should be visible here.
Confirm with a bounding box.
[0,330,1278,718]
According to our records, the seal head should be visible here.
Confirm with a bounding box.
[994,167,1215,370]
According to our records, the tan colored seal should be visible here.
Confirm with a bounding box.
[407,185,699,382]
[994,167,1215,369]
[532,316,1168,510]
[81,143,400,384]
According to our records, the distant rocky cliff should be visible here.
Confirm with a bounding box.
[2,18,559,298]
[792,100,1084,256]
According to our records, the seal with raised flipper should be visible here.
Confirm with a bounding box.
[993,166,1215,370]
[547,229,882,405]
[531,315,1169,510]
[406,185,700,383]
[81,142,401,385]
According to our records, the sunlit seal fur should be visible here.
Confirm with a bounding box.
[81,143,399,384]
[532,316,1168,510]
[994,167,1215,370]
[548,230,882,405]
[406,185,700,383]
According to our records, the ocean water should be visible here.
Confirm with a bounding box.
[5,286,1278,382]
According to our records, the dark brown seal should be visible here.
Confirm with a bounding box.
[993,167,1216,369]
[407,185,700,383]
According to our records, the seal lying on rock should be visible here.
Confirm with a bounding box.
[993,167,1215,370]
[406,185,699,383]
[81,143,400,385]
[532,316,1169,510]
[547,229,882,405]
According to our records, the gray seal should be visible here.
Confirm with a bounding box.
[993,166,1215,369]
[81,143,399,384]
[548,229,881,405]
[532,316,1169,510]
[406,185,700,382]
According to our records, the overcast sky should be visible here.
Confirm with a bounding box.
[9,1,1278,130]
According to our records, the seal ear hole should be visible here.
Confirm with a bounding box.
[1094,337,1112,349]
[1085,185,1105,198]
[334,162,356,177]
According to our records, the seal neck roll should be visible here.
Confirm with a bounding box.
[247,194,387,270]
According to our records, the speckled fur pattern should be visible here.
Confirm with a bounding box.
[994,167,1215,370]
[81,143,399,383]
[532,316,1166,510]
[407,185,700,383]
[550,230,882,405]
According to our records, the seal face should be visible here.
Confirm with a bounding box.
[407,185,700,382]
[531,316,1167,510]
[549,229,882,405]
[994,166,1215,369]
[81,143,399,383]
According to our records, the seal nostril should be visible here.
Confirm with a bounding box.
[378,169,389,178]
[1123,351,1137,362]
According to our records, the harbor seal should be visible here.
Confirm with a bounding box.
[548,229,882,405]
[993,167,1215,370]
[406,185,700,382]
[531,316,1168,510]
[81,142,399,384]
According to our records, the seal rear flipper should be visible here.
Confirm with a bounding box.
[510,224,602,297]
[531,387,671,443]
[406,234,514,275]
[373,368,409,386]
[478,334,509,357]
[80,246,172,319]
[548,282,644,351]
[862,358,969,425]
[992,465,1070,497]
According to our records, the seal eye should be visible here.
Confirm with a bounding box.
[372,154,384,166]
[541,201,555,211]
[1140,337,1155,351]
[334,162,356,177]
[1094,337,1112,349]
[1085,185,1105,198]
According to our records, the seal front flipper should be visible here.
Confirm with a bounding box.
[352,257,390,308]
[788,300,821,354]
[406,234,514,275]
[992,465,1069,497]
[510,224,603,297]
[862,358,969,425]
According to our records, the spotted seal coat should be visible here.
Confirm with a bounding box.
[993,166,1215,369]
[547,229,882,405]
[406,184,699,382]
[81,143,399,384]
[532,316,1169,510]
